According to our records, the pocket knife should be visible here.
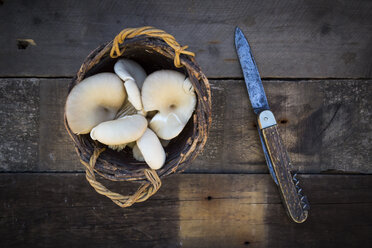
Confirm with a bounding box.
[235,27,309,223]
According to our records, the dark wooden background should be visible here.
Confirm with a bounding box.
[1,0,371,247]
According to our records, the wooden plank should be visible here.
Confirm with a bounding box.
[0,78,371,173]
[0,79,39,171]
[179,174,372,248]
[38,79,80,171]
[0,173,371,247]
[0,0,371,78]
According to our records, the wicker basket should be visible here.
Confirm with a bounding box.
[64,27,211,207]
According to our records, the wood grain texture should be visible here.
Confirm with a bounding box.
[0,0,371,78]
[0,79,39,171]
[0,78,371,173]
[0,173,371,248]
[262,125,308,223]
[195,79,372,174]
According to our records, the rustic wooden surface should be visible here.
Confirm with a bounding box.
[0,0,371,78]
[0,0,371,247]
[1,174,371,248]
[1,78,370,173]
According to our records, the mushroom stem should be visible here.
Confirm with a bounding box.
[114,59,147,115]
[124,79,143,111]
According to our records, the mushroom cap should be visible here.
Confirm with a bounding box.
[90,114,147,145]
[114,59,147,111]
[136,128,166,170]
[66,73,126,134]
[114,59,147,89]
[141,70,196,140]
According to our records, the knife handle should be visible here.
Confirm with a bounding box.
[259,111,309,223]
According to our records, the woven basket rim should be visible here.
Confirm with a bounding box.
[64,34,211,182]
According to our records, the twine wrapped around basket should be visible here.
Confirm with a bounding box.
[64,26,211,207]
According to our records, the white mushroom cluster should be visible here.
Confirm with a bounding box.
[65,59,196,170]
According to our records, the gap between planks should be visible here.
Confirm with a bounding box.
[1,76,372,81]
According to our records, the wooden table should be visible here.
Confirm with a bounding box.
[1,1,371,247]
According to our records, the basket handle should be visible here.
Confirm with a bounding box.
[110,26,195,68]
[80,148,162,208]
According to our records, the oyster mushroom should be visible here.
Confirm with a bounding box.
[114,59,147,112]
[136,128,166,170]
[65,72,126,134]
[90,114,147,146]
[142,70,196,140]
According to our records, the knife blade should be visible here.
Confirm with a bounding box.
[235,27,309,223]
